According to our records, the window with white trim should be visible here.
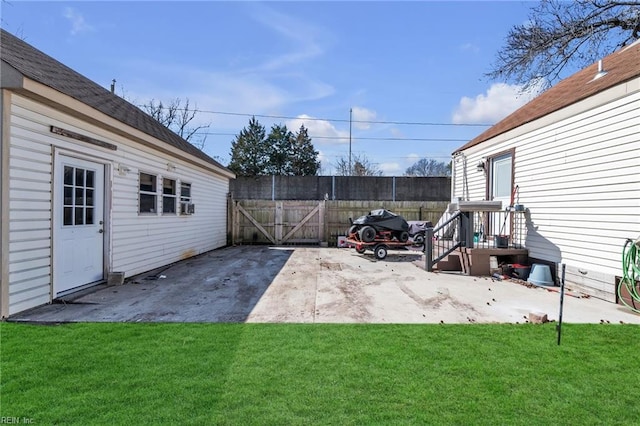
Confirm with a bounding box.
[139,172,158,214]
[163,178,177,214]
[180,182,192,215]
[63,165,96,225]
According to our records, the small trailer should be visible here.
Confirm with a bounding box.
[346,229,425,260]
[344,209,430,259]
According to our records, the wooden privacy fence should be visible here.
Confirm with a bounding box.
[230,199,449,246]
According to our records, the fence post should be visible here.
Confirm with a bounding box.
[425,227,434,272]
[227,193,233,246]
[319,200,327,245]
[332,175,336,200]
[459,211,474,248]
[272,175,276,201]
[392,176,396,202]
[275,201,283,243]
[233,200,240,245]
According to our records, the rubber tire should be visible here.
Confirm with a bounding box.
[356,246,366,254]
[413,233,425,244]
[374,244,388,260]
[348,225,358,236]
[359,226,376,243]
[398,231,409,243]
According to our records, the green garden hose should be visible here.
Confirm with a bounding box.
[618,237,640,314]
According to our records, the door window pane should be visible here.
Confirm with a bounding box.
[75,188,84,205]
[64,166,73,185]
[64,187,73,205]
[75,207,84,225]
[64,207,73,226]
[75,168,84,187]
[86,170,95,188]
[85,207,94,225]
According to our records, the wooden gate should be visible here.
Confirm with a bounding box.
[232,200,325,245]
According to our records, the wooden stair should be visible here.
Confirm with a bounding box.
[433,250,464,272]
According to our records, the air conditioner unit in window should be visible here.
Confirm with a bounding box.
[180,202,195,215]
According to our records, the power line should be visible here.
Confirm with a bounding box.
[137,104,492,127]
[321,154,453,160]
[192,131,468,143]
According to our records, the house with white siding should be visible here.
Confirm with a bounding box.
[0,30,235,317]
[451,40,640,301]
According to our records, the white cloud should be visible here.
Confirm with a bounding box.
[351,106,377,130]
[286,114,349,145]
[389,127,405,138]
[246,4,331,73]
[63,8,94,35]
[460,42,480,54]
[124,59,335,135]
[452,82,543,124]
[379,161,402,175]
[407,153,420,162]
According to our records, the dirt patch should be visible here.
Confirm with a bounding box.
[320,262,343,271]
[399,284,480,315]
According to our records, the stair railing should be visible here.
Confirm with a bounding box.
[425,210,464,272]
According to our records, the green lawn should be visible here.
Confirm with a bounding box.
[1,322,638,425]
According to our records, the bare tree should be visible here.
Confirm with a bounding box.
[487,0,640,91]
[333,153,383,176]
[142,98,210,150]
[404,158,451,177]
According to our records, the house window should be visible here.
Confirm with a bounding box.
[163,178,177,214]
[180,182,192,215]
[139,172,157,213]
[491,153,513,199]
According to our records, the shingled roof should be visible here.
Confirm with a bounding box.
[0,29,231,175]
[454,40,640,153]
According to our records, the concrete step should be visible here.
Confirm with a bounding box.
[434,252,463,272]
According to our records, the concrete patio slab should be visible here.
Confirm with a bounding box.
[9,246,640,324]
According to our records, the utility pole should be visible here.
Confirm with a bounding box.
[349,108,352,176]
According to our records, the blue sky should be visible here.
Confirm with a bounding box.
[1,1,543,175]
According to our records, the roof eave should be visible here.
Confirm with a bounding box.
[0,60,25,90]
[16,77,235,180]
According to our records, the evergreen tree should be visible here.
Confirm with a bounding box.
[266,124,293,175]
[290,125,320,176]
[228,119,321,176]
[228,117,268,176]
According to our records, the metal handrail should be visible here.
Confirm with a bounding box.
[425,210,463,272]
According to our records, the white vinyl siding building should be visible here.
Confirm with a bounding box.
[1,30,234,317]
[452,44,640,301]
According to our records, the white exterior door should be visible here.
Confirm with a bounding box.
[54,155,105,296]
[490,153,513,235]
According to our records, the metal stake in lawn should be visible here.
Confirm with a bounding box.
[556,264,567,345]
